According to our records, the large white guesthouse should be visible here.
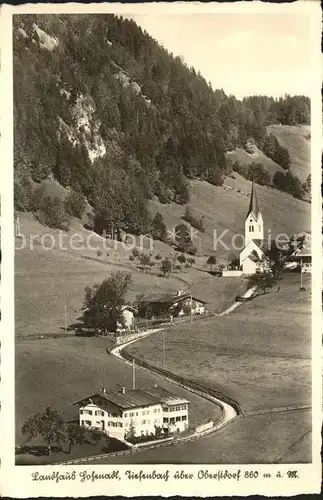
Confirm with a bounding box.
[75,385,189,440]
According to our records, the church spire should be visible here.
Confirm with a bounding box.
[247,181,259,219]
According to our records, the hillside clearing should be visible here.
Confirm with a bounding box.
[267,124,310,183]
[149,175,310,258]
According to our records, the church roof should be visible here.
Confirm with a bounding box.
[247,181,260,219]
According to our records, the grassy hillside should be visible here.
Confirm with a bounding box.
[150,174,311,258]
[15,168,310,338]
[16,210,248,337]
[226,146,284,178]
[127,273,311,412]
[267,124,310,183]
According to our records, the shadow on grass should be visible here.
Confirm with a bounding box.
[15,444,63,457]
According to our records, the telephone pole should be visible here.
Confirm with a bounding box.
[162,331,166,369]
[132,358,136,390]
[64,303,67,334]
[190,293,193,323]
[15,215,21,237]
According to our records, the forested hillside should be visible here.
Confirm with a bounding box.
[13,14,310,235]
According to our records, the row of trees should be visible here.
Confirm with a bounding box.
[231,159,307,199]
[21,407,102,455]
[232,161,271,187]
[14,14,310,232]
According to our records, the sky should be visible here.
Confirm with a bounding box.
[129,13,312,99]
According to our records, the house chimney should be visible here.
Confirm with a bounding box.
[120,386,126,394]
[101,386,106,395]
[176,289,184,296]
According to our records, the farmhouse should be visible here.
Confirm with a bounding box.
[75,385,189,440]
[117,305,137,332]
[291,233,312,273]
[239,181,265,275]
[140,289,207,319]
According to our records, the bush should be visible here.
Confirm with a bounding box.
[247,162,271,186]
[161,258,172,277]
[187,246,197,256]
[177,254,186,265]
[65,190,86,218]
[14,178,34,211]
[37,195,70,230]
[182,206,205,232]
[132,247,140,258]
[97,250,102,257]
[155,254,162,260]
[129,255,134,261]
[151,212,167,241]
[273,171,303,199]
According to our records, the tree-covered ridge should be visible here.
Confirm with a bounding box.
[13,14,310,233]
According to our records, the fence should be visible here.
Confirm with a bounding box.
[121,348,241,415]
[195,420,214,434]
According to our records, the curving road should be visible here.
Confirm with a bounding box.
[110,329,238,437]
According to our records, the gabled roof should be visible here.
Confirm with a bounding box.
[246,181,260,220]
[291,232,312,258]
[137,386,189,406]
[143,292,207,305]
[74,386,189,411]
[121,304,137,313]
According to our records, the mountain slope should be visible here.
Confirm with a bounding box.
[267,124,311,182]
[14,14,310,236]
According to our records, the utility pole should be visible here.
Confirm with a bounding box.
[132,358,136,390]
[190,293,193,323]
[64,303,68,334]
[300,257,304,290]
[162,331,166,369]
[15,215,21,237]
[198,236,202,256]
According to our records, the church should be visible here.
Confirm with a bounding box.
[239,182,265,275]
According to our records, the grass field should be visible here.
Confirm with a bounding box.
[15,336,222,446]
[127,274,311,413]
[15,212,249,337]
[88,409,311,464]
[267,124,310,183]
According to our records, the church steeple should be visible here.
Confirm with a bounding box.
[244,181,263,245]
[247,181,259,219]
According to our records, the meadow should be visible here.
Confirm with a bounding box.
[127,273,312,413]
[15,336,222,446]
[15,211,249,338]
[267,124,310,183]
[88,408,311,464]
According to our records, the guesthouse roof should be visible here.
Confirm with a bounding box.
[74,386,189,411]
